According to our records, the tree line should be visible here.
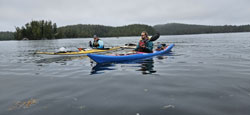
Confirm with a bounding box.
[1,21,250,40]
[0,31,14,40]
[56,24,156,38]
[153,23,250,35]
[11,20,155,40]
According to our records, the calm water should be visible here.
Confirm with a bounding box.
[0,32,250,115]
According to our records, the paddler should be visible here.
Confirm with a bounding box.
[134,31,160,53]
[89,35,104,49]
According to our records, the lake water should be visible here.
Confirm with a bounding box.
[0,32,250,115]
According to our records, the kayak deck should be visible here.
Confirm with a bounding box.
[87,44,174,63]
[35,47,121,55]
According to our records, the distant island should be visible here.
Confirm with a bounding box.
[0,20,250,40]
[154,23,250,35]
[0,31,14,40]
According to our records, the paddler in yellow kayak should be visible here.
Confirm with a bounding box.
[89,35,104,49]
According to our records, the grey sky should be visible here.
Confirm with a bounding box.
[1,0,250,31]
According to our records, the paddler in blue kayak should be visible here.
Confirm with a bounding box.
[134,31,160,53]
[89,35,104,49]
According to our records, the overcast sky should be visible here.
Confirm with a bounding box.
[1,0,250,31]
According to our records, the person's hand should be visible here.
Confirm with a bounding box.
[140,44,146,48]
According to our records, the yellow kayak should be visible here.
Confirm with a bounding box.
[35,47,121,55]
[120,43,137,49]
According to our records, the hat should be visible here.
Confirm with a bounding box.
[93,35,98,38]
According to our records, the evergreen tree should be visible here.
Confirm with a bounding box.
[14,20,57,40]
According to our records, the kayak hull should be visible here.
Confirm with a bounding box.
[87,44,174,63]
[36,47,120,55]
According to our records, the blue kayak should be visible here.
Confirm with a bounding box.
[87,44,174,63]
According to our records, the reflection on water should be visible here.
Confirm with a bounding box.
[90,63,116,74]
[136,58,156,74]
[90,58,162,75]
[35,55,88,64]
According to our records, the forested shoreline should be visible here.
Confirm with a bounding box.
[0,20,250,40]
[0,32,14,40]
[153,23,250,35]
[56,24,156,38]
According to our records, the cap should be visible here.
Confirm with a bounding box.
[93,35,98,38]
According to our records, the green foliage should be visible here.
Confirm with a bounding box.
[153,23,250,35]
[0,31,14,40]
[7,22,250,40]
[56,24,156,38]
[14,20,57,40]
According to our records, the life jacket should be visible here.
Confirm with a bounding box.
[138,40,149,52]
[93,40,99,47]
[139,40,146,47]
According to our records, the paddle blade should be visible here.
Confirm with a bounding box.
[150,33,160,41]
